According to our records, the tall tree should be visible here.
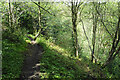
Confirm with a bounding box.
[71,1,83,57]
[91,2,98,62]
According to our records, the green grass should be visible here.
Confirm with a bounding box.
[36,37,92,79]
[36,36,118,79]
[2,39,27,80]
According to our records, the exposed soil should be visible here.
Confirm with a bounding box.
[19,41,43,80]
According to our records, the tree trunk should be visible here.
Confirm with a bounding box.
[72,17,78,57]
[71,2,79,57]
[8,0,13,32]
[38,2,41,30]
[34,1,41,41]
[91,9,97,62]
[102,47,120,68]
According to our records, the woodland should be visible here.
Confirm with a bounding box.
[1,0,120,79]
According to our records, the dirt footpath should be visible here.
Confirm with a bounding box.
[20,42,43,80]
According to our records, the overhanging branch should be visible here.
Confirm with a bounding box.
[31,0,55,16]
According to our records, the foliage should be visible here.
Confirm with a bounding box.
[2,29,27,79]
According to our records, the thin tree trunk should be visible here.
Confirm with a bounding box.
[34,1,41,41]
[91,10,97,62]
[38,2,41,30]
[81,19,92,53]
[8,0,13,32]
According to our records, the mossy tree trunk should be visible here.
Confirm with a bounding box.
[71,1,83,57]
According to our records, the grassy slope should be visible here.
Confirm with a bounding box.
[34,36,108,79]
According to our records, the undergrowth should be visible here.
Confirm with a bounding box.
[2,31,27,80]
[35,36,117,79]
[36,36,93,79]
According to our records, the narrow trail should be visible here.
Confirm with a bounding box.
[20,40,43,80]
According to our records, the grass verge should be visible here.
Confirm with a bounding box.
[2,39,27,80]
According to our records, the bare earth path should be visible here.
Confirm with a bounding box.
[19,41,43,80]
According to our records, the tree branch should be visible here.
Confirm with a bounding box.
[77,2,83,11]
[112,46,120,59]
[64,2,71,8]
[81,19,92,53]
[93,2,113,39]
[31,0,55,16]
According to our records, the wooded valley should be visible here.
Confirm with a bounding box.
[1,0,120,79]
